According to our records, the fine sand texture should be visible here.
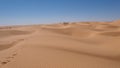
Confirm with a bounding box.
[0,21,120,68]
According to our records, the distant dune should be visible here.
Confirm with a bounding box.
[0,20,120,68]
[0,30,31,38]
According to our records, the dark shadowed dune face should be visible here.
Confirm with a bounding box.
[102,25,120,29]
[0,39,24,51]
[0,42,15,51]
[100,32,120,37]
[0,30,31,38]
[0,30,30,50]
[44,28,73,35]
[91,24,120,32]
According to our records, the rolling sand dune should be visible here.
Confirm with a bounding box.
[0,39,24,51]
[99,31,120,37]
[0,20,120,68]
[0,30,31,38]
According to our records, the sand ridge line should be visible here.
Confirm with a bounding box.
[36,45,120,62]
[0,39,26,67]
[0,30,39,67]
[0,39,25,51]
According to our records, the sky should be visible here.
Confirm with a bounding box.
[0,0,120,25]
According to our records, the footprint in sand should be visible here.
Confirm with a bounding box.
[1,61,8,65]
[0,53,17,65]
[12,53,17,56]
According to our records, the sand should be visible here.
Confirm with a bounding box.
[0,21,120,68]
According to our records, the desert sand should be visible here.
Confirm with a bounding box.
[0,20,120,68]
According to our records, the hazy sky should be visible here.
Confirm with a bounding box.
[0,0,120,25]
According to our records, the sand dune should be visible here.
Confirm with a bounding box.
[0,39,24,51]
[99,31,120,37]
[0,30,31,38]
[0,20,120,68]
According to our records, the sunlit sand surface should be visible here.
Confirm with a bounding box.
[0,20,120,68]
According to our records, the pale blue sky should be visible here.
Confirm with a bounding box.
[0,0,120,25]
